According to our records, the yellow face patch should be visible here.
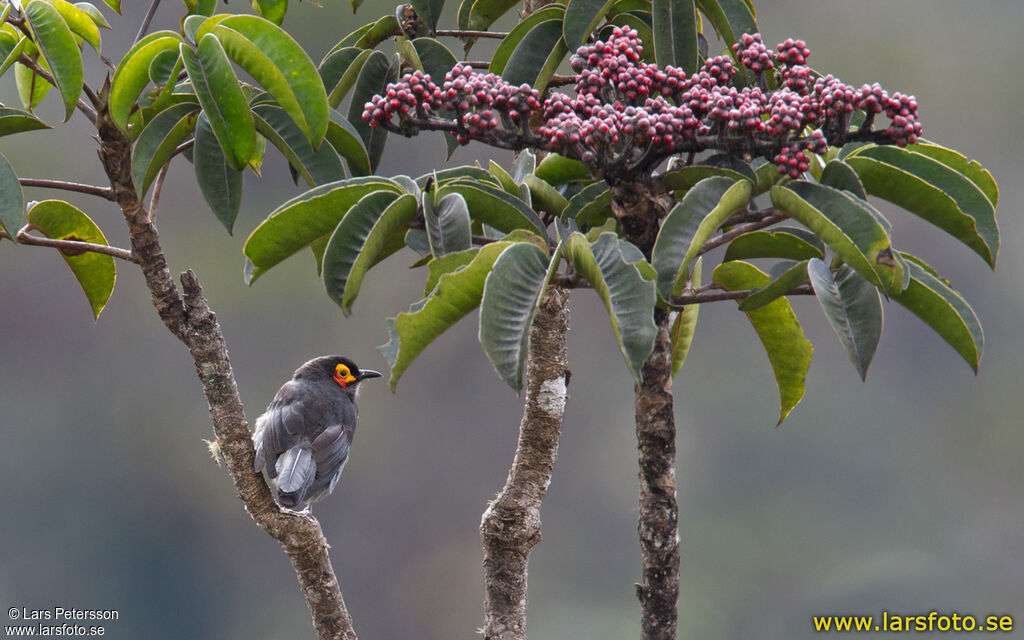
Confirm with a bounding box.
[334,363,357,387]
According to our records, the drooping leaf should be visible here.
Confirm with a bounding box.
[694,0,756,54]
[193,112,243,233]
[662,155,757,191]
[253,104,343,187]
[890,257,983,373]
[479,242,559,392]
[180,37,256,170]
[712,260,812,425]
[565,231,657,380]
[770,181,903,294]
[651,176,752,298]
[845,145,999,267]
[323,191,417,314]
[0,27,28,77]
[48,0,101,51]
[723,226,823,262]
[435,180,546,236]
[148,48,180,87]
[738,259,810,311]
[24,0,82,120]
[652,0,697,72]
[819,159,867,199]
[15,59,51,111]
[670,257,700,376]
[424,246,477,295]
[807,259,882,380]
[512,149,536,184]
[109,31,184,131]
[101,0,120,13]
[251,0,288,25]
[131,101,199,197]
[416,165,494,189]
[243,176,402,281]
[320,47,372,109]
[424,191,472,255]
[198,14,328,146]
[409,0,444,31]
[524,174,568,217]
[0,107,51,137]
[350,15,401,49]
[909,142,998,208]
[325,109,371,177]
[411,37,457,80]
[564,0,617,49]
[467,0,522,32]
[489,5,564,76]
[27,200,115,320]
[346,50,396,173]
[498,16,568,94]
[74,2,110,29]
[380,241,522,389]
[488,160,518,193]
[0,152,24,238]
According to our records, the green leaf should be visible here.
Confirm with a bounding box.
[411,37,457,81]
[652,176,752,298]
[479,242,558,392]
[109,31,184,131]
[712,260,812,425]
[200,14,328,146]
[194,112,243,234]
[535,153,592,185]
[909,142,998,208]
[131,101,199,197]
[347,50,396,173]
[770,181,902,294]
[24,0,82,121]
[180,37,256,170]
[819,159,867,199]
[416,165,493,188]
[524,174,568,217]
[251,0,288,25]
[325,109,371,177]
[753,159,782,194]
[48,0,101,51]
[0,106,51,137]
[351,15,400,49]
[380,241,519,389]
[435,180,546,236]
[0,27,28,77]
[148,48,179,86]
[27,200,115,320]
[0,152,24,238]
[101,0,120,13]
[723,226,823,262]
[489,5,564,76]
[425,191,472,255]
[488,160,517,193]
[670,257,700,376]
[564,0,617,48]
[410,0,444,31]
[890,258,983,373]
[662,155,756,191]
[694,0,756,53]
[738,259,809,311]
[15,59,52,111]
[424,246,477,295]
[499,16,568,94]
[512,149,536,184]
[243,176,402,280]
[845,145,999,267]
[566,231,657,380]
[320,47,373,109]
[652,0,697,72]
[253,104,343,187]
[807,259,882,380]
[323,191,418,314]
[562,181,611,227]
[467,0,521,32]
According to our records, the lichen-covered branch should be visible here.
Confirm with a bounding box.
[94,106,357,640]
[480,286,570,640]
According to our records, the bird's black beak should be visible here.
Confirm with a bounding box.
[358,369,383,381]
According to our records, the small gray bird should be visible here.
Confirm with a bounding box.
[253,355,381,510]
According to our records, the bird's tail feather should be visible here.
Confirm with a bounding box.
[275,446,316,509]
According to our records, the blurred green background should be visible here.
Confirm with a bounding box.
[1,1,1021,638]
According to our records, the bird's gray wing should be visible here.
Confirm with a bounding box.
[253,382,309,476]
[274,446,316,509]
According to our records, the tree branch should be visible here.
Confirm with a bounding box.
[4,226,137,262]
[147,162,170,222]
[19,178,115,200]
[93,109,358,640]
[434,29,509,39]
[696,211,788,256]
[481,285,569,640]
[16,54,97,124]
[134,0,162,45]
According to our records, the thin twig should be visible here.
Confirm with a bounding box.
[549,74,578,87]
[172,139,194,159]
[670,284,813,306]
[134,0,163,45]
[8,226,138,263]
[696,211,788,256]
[19,178,115,200]
[434,29,509,39]
[147,162,170,222]
[16,54,98,124]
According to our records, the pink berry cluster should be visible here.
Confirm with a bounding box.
[362,27,922,179]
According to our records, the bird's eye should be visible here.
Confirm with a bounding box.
[336,365,349,377]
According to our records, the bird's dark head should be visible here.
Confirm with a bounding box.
[295,355,382,393]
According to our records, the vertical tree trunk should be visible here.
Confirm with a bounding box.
[480,286,570,640]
